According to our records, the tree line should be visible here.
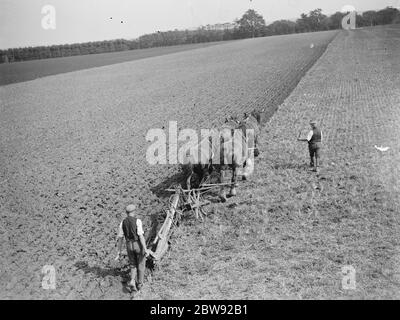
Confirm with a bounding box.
[1,6,399,63]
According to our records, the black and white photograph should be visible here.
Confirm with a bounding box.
[0,0,399,303]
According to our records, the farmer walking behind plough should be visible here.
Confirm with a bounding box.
[115,204,149,291]
[298,120,323,172]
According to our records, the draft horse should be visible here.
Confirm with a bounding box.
[183,111,261,202]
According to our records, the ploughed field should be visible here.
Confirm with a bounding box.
[153,25,400,299]
[0,42,227,86]
[0,30,339,299]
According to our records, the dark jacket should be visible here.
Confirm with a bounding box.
[309,128,322,146]
[122,216,139,241]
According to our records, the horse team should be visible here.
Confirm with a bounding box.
[183,111,262,202]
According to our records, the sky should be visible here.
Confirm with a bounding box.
[0,0,398,49]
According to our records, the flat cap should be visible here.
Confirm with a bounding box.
[125,204,136,213]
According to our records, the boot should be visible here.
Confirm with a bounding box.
[128,280,137,291]
[136,282,143,291]
[219,188,227,203]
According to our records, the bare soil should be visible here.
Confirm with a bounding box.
[140,25,400,300]
[0,42,228,86]
[0,30,358,299]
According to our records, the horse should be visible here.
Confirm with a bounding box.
[239,111,261,159]
[216,111,262,199]
[183,111,261,202]
[182,115,244,189]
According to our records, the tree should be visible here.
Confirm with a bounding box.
[296,13,310,32]
[236,9,266,38]
[296,9,326,32]
[322,11,345,30]
[268,20,296,35]
[308,9,327,31]
[376,7,400,25]
[362,10,378,26]
[2,6,399,64]
[394,11,400,24]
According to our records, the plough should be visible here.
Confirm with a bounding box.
[147,182,235,266]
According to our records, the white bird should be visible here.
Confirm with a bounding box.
[310,43,314,48]
[374,145,390,152]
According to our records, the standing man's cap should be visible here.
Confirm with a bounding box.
[126,204,136,213]
[310,120,317,124]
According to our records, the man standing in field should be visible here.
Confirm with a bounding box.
[298,120,323,172]
[115,204,149,291]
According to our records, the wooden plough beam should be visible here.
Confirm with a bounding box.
[148,182,235,265]
[148,191,180,263]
